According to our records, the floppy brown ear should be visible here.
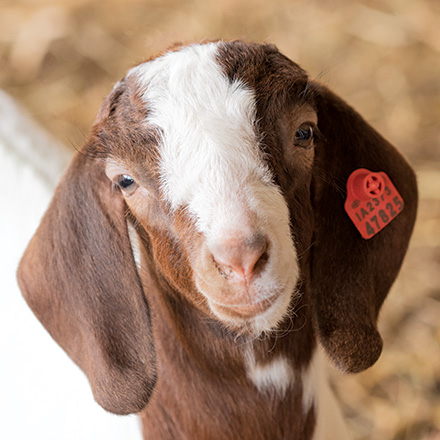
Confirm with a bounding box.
[17,150,156,415]
[310,84,418,373]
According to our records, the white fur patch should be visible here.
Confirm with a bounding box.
[129,43,274,235]
[245,348,295,396]
[301,347,321,413]
[127,221,141,269]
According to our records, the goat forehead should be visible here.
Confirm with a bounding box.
[130,43,273,215]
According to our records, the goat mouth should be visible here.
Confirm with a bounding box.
[208,295,279,320]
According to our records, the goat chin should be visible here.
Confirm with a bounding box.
[210,289,295,336]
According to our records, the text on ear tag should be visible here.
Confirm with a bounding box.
[344,168,404,239]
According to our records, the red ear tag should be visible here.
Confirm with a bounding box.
[344,168,404,239]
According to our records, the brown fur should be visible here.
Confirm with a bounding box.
[17,41,418,439]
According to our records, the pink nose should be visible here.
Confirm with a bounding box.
[211,234,268,283]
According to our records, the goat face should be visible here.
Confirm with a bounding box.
[100,42,316,334]
[18,40,417,415]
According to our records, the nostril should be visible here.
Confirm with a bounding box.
[211,234,269,282]
[253,249,269,274]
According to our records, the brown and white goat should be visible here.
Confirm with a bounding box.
[18,41,418,439]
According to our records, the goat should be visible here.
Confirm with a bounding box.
[17,41,418,440]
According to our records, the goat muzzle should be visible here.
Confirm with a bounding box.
[210,234,269,285]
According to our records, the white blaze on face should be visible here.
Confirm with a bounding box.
[131,44,268,227]
[130,43,299,332]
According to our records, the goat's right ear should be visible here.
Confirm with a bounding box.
[17,150,156,415]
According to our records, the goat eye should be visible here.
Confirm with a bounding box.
[118,175,135,188]
[116,175,137,194]
[294,124,314,148]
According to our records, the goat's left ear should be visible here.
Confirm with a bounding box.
[310,84,418,373]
